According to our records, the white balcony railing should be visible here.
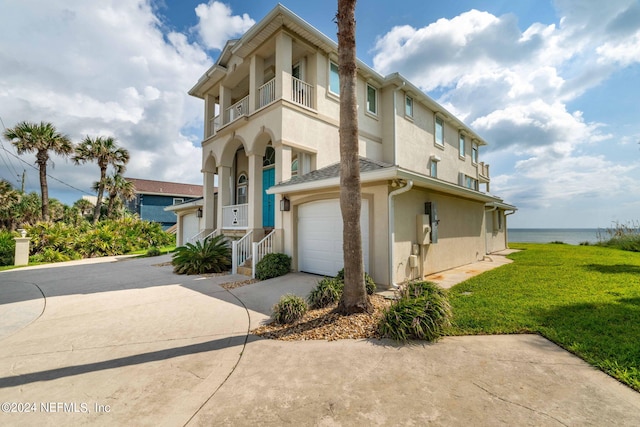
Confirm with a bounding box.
[209,115,220,136]
[224,95,249,125]
[258,78,276,109]
[222,203,248,229]
[292,77,313,109]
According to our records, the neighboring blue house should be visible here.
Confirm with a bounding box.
[124,178,203,229]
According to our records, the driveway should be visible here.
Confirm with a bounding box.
[1,255,639,426]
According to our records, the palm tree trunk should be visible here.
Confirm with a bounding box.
[37,150,49,222]
[336,0,371,314]
[93,168,106,224]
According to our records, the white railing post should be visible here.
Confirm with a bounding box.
[251,242,259,278]
[232,240,238,275]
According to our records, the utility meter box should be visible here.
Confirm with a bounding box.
[409,254,418,268]
[416,214,431,245]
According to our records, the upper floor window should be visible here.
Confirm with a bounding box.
[329,61,340,95]
[366,84,377,115]
[291,157,298,177]
[472,143,478,164]
[430,159,438,178]
[173,198,184,205]
[405,95,413,117]
[263,146,275,167]
[435,116,444,147]
[459,134,465,158]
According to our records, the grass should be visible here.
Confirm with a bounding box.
[128,245,176,256]
[448,243,640,391]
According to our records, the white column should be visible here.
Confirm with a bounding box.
[217,165,231,229]
[247,152,263,235]
[203,169,216,231]
[249,54,264,113]
[275,32,292,102]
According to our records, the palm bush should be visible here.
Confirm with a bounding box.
[307,277,343,308]
[272,294,308,324]
[172,235,231,275]
[0,231,15,266]
[255,253,291,280]
[335,268,377,295]
[378,281,451,342]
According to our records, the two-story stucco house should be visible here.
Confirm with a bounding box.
[185,4,516,287]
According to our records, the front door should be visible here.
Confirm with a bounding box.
[262,167,275,227]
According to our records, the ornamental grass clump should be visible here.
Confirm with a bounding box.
[172,234,231,275]
[378,280,451,342]
[272,294,308,324]
[307,277,343,308]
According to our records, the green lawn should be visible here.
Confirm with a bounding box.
[448,243,640,392]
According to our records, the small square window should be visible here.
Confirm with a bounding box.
[367,84,377,115]
[329,61,340,95]
[405,95,413,117]
[435,116,444,147]
[173,198,184,205]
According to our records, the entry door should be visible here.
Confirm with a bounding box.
[262,168,275,227]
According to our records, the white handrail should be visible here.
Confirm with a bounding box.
[232,230,253,275]
[186,229,219,245]
[224,95,249,125]
[258,78,276,108]
[252,229,277,278]
[292,77,313,109]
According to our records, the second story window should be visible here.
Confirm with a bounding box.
[430,159,438,178]
[472,143,478,164]
[405,95,413,117]
[366,84,377,115]
[459,134,465,158]
[329,61,340,95]
[435,116,444,147]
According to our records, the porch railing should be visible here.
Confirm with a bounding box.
[222,203,248,229]
[209,115,220,136]
[224,95,249,125]
[258,78,276,109]
[186,229,220,245]
[252,229,280,278]
[231,230,253,275]
[478,162,490,180]
[292,77,313,109]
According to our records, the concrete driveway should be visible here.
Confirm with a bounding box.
[1,255,639,426]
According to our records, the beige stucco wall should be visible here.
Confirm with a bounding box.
[393,187,487,283]
[486,209,508,253]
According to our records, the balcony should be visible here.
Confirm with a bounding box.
[259,78,276,108]
[478,162,490,182]
[222,203,248,229]
[292,77,313,109]
[224,95,249,125]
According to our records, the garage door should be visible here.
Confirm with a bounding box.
[182,212,199,244]
[298,199,369,276]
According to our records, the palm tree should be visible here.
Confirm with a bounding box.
[3,121,74,221]
[0,179,21,230]
[73,198,94,218]
[101,174,136,218]
[73,136,130,224]
[336,0,371,314]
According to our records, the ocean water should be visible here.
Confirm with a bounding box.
[508,228,600,245]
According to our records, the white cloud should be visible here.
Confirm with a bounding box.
[194,1,255,50]
[0,0,216,201]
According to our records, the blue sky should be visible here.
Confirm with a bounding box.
[1,0,639,228]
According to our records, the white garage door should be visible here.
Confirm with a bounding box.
[182,212,199,244]
[298,199,369,276]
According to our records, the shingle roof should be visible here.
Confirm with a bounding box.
[272,157,393,188]
[124,177,204,197]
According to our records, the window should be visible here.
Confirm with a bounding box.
[236,174,248,204]
[435,116,444,147]
[366,84,377,115]
[472,143,478,164]
[329,61,340,95]
[459,134,465,158]
[430,160,438,178]
[405,95,413,117]
[291,157,298,177]
[465,176,478,190]
[173,198,184,205]
[263,146,275,167]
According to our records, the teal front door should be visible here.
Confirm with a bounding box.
[262,168,275,227]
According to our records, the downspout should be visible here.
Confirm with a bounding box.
[504,209,516,248]
[388,179,413,288]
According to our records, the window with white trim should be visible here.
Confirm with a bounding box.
[173,198,184,205]
[435,116,444,147]
[329,61,340,95]
[465,175,478,190]
[405,95,413,117]
[430,159,438,178]
[366,84,377,115]
[236,173,248,204]
[459,134,465,158]
[472,143,478,164]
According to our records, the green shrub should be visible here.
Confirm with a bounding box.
[335,268,377,295]
[255,253,291,280]
[272,294,308,324]
[172,234,231,275]
[307,277,343,308]
[30,248,72,263]
[378,290,452,342]
[0,231,15,266]
[146,246,162,257]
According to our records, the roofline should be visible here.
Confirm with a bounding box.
[164,197,204,212]
[268,165,509,205]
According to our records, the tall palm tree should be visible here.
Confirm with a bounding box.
[336,0,371,314]
[73,136,130,224]
[101,174,136,218]
[3,121,74,221]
